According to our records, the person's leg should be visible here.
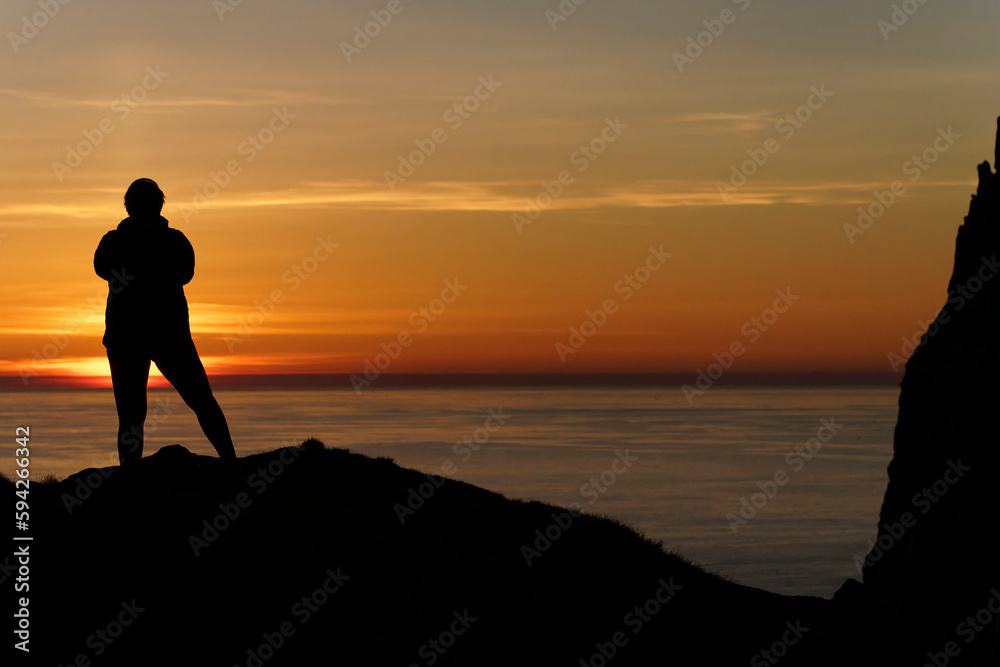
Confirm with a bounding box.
[107,346,150,468]
[153,338,236,463]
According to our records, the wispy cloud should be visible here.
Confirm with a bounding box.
[171,178,979,213]
[672,111,777,132]
[0,88,350,109]
[0,178,976,227]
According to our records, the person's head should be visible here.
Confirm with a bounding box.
[123,178,165,218]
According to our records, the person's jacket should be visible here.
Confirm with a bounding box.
[94,215,193,348]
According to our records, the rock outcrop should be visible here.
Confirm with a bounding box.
[10,442,891,666]
[863,119,1000,665]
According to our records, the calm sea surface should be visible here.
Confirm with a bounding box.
[2,385,898,597]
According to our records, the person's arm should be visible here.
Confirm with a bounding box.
[171,230,195,285]
[93,231,119,281]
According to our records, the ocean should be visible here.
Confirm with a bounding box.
[2,385,898,598]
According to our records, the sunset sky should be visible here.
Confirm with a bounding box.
[2,0,999,386]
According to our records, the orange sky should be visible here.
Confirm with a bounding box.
[2,1,1000,386]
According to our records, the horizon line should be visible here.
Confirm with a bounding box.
[0,371,902,390]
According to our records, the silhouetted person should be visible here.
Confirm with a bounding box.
[94,178,236,469]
